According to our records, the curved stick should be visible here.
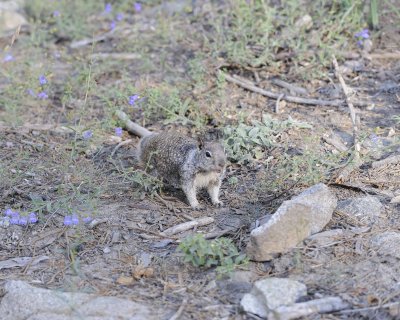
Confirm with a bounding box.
[115,110,152,137]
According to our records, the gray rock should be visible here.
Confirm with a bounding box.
[336,196,382,225]
[240,278,307,318]
[370,231,400,259]
[0,0,25,11]
[0,280,156,320]
[247,183,337,261]
[0,9,27,33]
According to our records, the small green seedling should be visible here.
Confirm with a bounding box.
[177,234,248,276]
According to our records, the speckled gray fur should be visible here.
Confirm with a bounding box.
[138,132,226,208]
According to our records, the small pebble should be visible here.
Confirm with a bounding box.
[103,246,111,254]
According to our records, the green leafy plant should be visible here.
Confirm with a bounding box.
[370,0,379,29]
[128,169,163,197]
[143,87,205,127]
[178,234,248,276]
[224,114,312,164]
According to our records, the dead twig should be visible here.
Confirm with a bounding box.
[0,123,74,135]
[0,256,49,271]
[130,226,177,240]
[332,55,362,182]
[70,28,117,49]
[90,53,141,60]
[224,73,344,107]
[204,228,234,239]
[369,51,400,60]
[155,193,176,213]
[371,155,400,169]
[272,297,350,320]
[115,110,151,137]
[160,217,214,237]
[271,78,309,96]
[338,301,400,314]
[88,218,108,229]
[168,298,188,320]
[275,93,285,113]
[322,135,348,152]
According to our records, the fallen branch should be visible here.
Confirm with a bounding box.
[115,110,151,137]
[369,51,400,60]
[224,73,344,107]
[371,154,400,169]
[0,256,49,270]
[275,93,285,113]
[0,123,74,135]
[204,228,234,239]
[322,135,348,152]
[271,78,309,96]
[161,217,214,237]
[70,28,117,49]
[339,301,400,315]
[90,53,141,60]
[169,298,188,320]
[155,193,176,213]
[271,297,350,320]
[332,55,362,182]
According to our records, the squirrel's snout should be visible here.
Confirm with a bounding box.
[216,160,226,170]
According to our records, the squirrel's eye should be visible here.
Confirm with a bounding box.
[205,151,212,158]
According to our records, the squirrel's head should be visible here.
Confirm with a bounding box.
[197,138,226,172]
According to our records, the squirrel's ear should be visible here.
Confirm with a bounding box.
[198,136,205,149]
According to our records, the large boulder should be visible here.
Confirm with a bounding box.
[247,183,337,261]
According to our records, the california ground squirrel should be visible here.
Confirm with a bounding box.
[116,111,226,209]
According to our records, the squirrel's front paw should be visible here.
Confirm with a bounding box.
[212,200,224,208]
[189,200,204,211]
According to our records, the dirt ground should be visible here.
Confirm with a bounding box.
[1,1,399,319]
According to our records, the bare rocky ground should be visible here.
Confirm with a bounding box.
[0,0,399,319]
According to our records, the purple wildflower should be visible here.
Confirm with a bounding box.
[370,134,380,145]
[27,89,36,97]
[64,215,72,226]
[116,13,124,21]
[3,54,14,62]
[71,213,79,225]
[5,209,13,216]
[110,20,116,30]
[10,212,20,224]
[53,10,60,17]
[115,127,123,137]
[37,91,48,99]
[134,2,142,13]
[83,216,92,224]
[128,94,140,105]
[39,75,47,85]
[104,3,112,14]
[29,212,38,224]
[18,216,28,225]
[82,130,93,140]
[354,29,369,39]
[53,51,61,59]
